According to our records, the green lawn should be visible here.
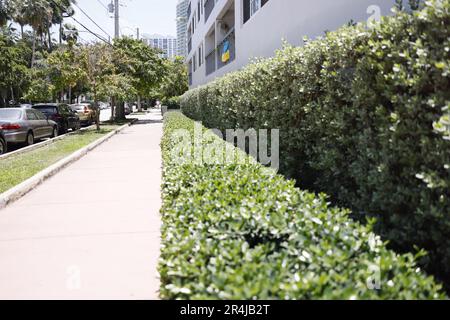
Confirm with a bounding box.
[0,126,119,194]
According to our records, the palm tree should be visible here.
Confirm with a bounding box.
[49,0,76,47]
[0,0,10,26]
[14,0,53,66]
[5,0,27,39]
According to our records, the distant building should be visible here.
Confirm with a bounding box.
[143,34,178,59]
[186,0,399,88]
[176,0,189,57]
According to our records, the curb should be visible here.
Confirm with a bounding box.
[0,120,138,210]
[0,125,96,161]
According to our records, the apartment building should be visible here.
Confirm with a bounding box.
[186,0,397,88]
[176,0,190,57]
[143,34,178,59]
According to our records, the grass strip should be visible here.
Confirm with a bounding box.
[0,126,119,193]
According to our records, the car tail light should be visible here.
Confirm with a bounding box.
[51,114,62,120]
[84,107,89,114]
[0,123,21,130]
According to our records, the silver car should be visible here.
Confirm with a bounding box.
[0,108,58,146]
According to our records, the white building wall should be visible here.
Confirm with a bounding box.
[187,0,398,88]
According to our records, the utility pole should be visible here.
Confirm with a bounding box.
[114,0,119,39]
[136,27,140,40]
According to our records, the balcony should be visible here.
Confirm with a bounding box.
[217,28,235,70]
[205,49,216,76]
[204,0,215,23]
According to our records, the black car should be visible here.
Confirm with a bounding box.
[0,128,7,155]
[33,103,80,134]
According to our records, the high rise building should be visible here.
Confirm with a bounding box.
[143,34,178,59]
[176,0,189,57]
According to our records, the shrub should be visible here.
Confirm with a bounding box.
[180,1,450,287]
[159,112,445,299]
[164,96,181,110]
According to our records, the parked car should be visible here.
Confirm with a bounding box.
[70,103,99,126]
[0,128,7,155]
[98,102,110,110]
[33,103,80,134]
[0,108,58,146]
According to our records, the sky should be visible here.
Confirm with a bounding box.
[71,0,178,43]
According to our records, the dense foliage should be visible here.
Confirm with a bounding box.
[159,112,445,299]
[0,0,187,117]
[181,1,450,288]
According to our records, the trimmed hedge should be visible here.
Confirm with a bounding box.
[159,112,445,299]
[164,96,181,110]
[181,1,450,287]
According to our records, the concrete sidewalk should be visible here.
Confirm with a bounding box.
[0,110,163,300]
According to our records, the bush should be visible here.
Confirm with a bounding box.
[181,1,450,287]
[159,112,445,299]
[164,96,181,110]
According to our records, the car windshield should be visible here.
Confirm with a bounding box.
[34,106,57,114]
[71,105,86,111]
[0,109,22,120]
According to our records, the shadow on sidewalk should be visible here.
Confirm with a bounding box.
[134,119,163,125]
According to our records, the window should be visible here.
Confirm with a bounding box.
[243,0,269,23]
[26,110,38,120]
[0,109,21,120]
[198,44,203,67]
[193,53,197,72]
[198,1,201,22]
[35,110,47,120]
[250,0,261,16]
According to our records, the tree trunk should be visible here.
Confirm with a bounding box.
[47,27,52,50]
[137,95,142,112]
[68,87,72,104]
[20,25,24,40]
[59,23,62,44]
[31,30,36,67]
[111,96,115,122]
[115,101,125,121]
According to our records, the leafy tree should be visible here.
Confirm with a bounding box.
[23,74,54,102]
[0,31,30,106]
[79,43,114,126]
[47,45,86,103]
[113,37,165,114]
[159,56,188,102]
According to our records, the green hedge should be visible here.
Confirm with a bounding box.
[181,1,450,287]
[159,112,444,299]
[164,96,181,110]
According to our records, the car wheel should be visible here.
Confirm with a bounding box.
[25,132,34,146]
[51,127,58,138]
[0,138,7,155]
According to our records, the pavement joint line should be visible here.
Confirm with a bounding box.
[0,119,139,210]
[0,230,158,243]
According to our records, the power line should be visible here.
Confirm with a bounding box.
[72,2,112,40]
[95,0,108,11]
[48,0,111,45]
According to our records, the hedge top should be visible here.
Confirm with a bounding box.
[159,112,445,300]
